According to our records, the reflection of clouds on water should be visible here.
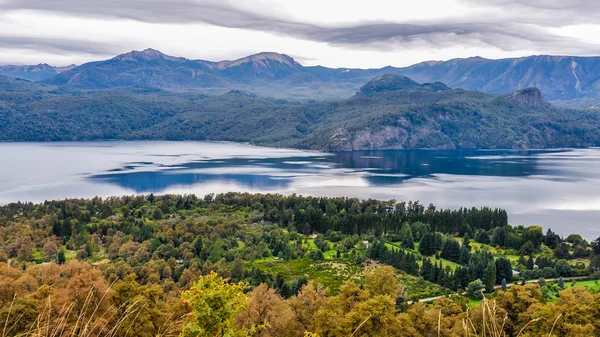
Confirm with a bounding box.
[2,141,600,238]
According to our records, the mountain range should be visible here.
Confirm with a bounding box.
[2,49,600,106]
[1,73,599,150]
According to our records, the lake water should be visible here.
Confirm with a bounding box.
[1,141,599,239]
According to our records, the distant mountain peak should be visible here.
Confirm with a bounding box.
[467,56,488,61]
[113,48,186,62]
[216,52,299,70]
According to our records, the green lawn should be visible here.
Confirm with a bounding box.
[468,298,482,308]
[564,279,600,292]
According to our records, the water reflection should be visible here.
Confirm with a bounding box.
[90,149,558,192]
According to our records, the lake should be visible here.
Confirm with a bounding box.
[1,141,599,239]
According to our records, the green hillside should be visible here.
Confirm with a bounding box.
[1,74,600,150]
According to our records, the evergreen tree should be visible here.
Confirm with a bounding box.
[279,282,291,298]
[554,242,571,259]
[459,244,471,265]
[483,261,496,293]
[400,223,415,250]
[518,252,526,267]
[433,233,444,251]
[476,230,491,244]
[495,257,513,283]
[521,241,535,255]
[544,229,561,249]
[454,266,470,290]
[441,238,461,262]
[402,253,419,276]
[420,258,433,279]
[592,236,600,256]
[462,234,471,249]
[490,227,507,247]
[193,235,204,255]
[526,255,535,270]
[57,249,66,265]
[418,233,437,256]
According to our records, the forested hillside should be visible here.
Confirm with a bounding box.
[1,193,600,336]
[2,75,600,150]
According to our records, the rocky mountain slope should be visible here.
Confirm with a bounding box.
[399,55,600,102]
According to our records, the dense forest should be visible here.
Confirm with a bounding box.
[1,193,600,336]
[2,74,600,150]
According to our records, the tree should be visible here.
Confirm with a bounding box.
[566,234,585,247]
[592,236,600,256]
[364,266,403,299]
[483,261,496,293]
[526,255,535,270]
[521,241,535,256]
[418,232,437,256]
[554,242,571,259]
[544,229,561,249]
[57,249,66,265]
[495,257,513,283]
[150,207,163,220]
[280,282,292,299]
[462,234,471,249]
[466,279,485,299]
[558,277,565,289]
[490,227,507,247]
[476,230,491,244]
[523,226,544,250]
[43,241,58,258]
[440,238,461,262]
[236,284,302,337]
[180,271,248,337]
[459,244,471,265]
[501,278,507,292]
[309,249,324,260]
[410,222,429,241]
[289,281,329,333]
[193,235,204,256]
[400,223,415,250]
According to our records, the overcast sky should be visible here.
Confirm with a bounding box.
[1,0,600,68]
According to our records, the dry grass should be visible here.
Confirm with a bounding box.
[458,291,560,337]
[1,285,182,337]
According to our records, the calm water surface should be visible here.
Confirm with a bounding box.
[1,141,599,238]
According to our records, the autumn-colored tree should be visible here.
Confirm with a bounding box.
[180,271,248,337]
[364,266,402,299]
[289,281,329,333]
[236,284,303,337]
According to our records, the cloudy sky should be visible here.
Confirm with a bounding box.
[1,0,600,68]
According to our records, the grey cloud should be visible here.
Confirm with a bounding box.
[1,0,600,58]
[0,35,123,56]
[459,0,600,26]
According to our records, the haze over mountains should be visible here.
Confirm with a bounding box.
[2,49,600,106]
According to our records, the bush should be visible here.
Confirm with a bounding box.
[466,279,485,299]
[309,250,324,260]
